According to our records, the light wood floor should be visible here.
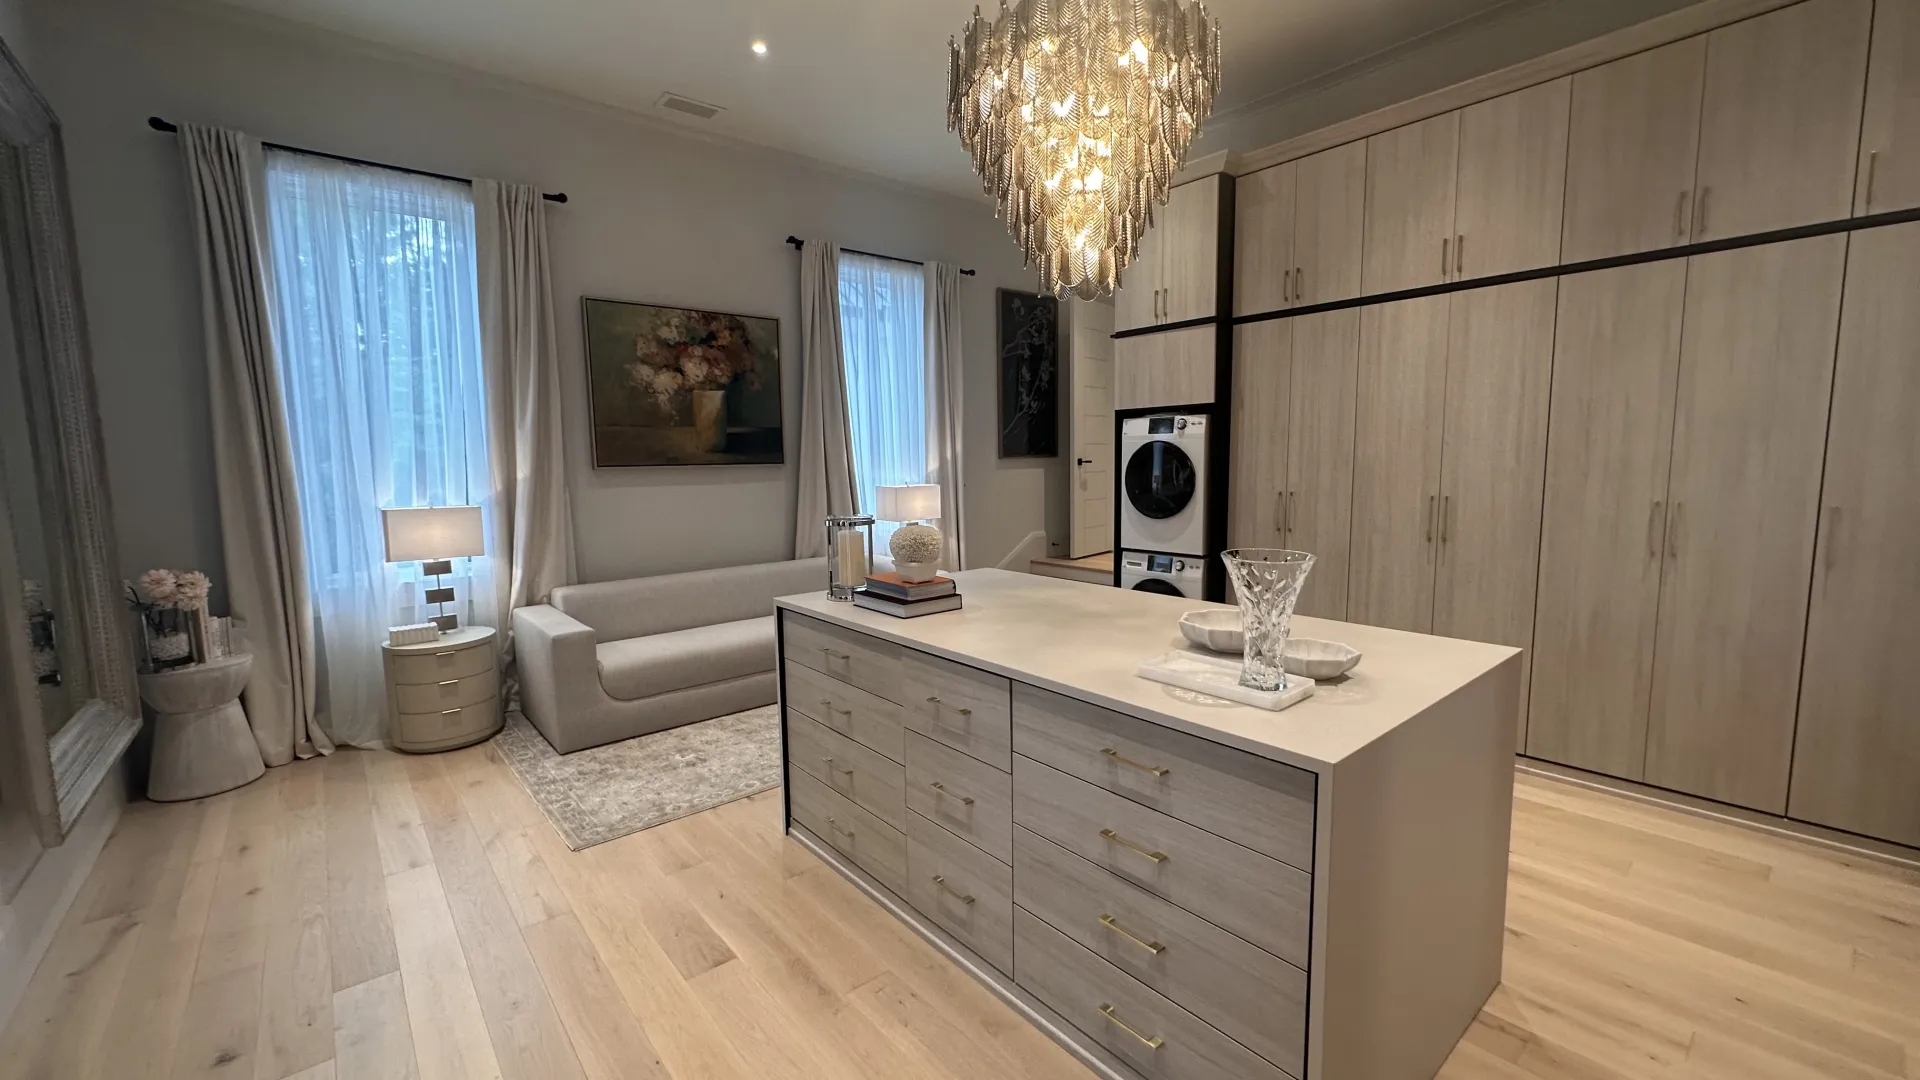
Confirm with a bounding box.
[3,744,1917,1080]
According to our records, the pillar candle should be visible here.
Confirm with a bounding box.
[835,528,867,586]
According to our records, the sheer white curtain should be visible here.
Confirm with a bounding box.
[263,153,496,747]
[838,253,927,551]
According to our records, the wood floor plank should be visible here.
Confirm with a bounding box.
[365,750,433,876]
[384,864,502,1080]
[323,751,399,992]
[333,971,419,1080]
[169,962,267,1080]
[403,753,466,825]
[279,1061,335,1080]
[484,826,572,929]
[254,775,334,1080]
[96,848,224,1080]
[0,914,143,1080]
[522,913,671,1080]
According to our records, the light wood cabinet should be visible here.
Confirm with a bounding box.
[1115,325,1215,411]
[1284,311,1360,620]
[1788,223,1920,848]
[1561,37,1706,263]
[1115,231,1162,332]
[1643,237,1845,812]
[1234,163,1295,316]
[1526,262,1688,779]
[1292,142,1367,306]
[1858,0,1920,213]
[1228,322,1290,546]
[1691,0,1871,240]
[1119,177,1222,329]
[1453,79,1572,279]
[1348,296,1449,632]
[1361,112,1460,295]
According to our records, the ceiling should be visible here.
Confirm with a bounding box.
[208,0,1542,199]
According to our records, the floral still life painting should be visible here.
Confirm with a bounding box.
[583,298,784,466]
[998,288,1059,458]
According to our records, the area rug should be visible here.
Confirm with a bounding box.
[493,705,781,850]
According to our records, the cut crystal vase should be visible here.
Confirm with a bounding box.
[1219,549,1316,693]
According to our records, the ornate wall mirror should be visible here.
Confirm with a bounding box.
[0,35,138,879]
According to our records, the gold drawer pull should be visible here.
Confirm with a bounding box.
[438,679,461,686]
[820,647,850,661]
[826,816,854,838]
[929,781,974,806]
[1100,828,1168,864]
[931,874,976,905]
[1098,1004,1165,1049]
[822,756,855,776]
[433,650,458,657]
[1100,747,1169,777]
[817,698,835,708]
[926,696,973,717]
[440,708,462,716]
[1099,914,1166,955]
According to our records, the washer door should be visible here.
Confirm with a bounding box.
[1130,578,1184,597]
[1124,441,1196,520]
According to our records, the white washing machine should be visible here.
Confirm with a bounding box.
[1119,413,1209,556]
[1119,551,1205,598]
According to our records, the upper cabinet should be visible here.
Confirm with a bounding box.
[1691,0,1871,240]
[1452,78,1571,279]
[1236,143,1367,316]
[1561,38,1707,263]
[1361,112,1460,295]
[1234,162,1296,317]
[1858,0,1920,213]
[1117,176,1223,331]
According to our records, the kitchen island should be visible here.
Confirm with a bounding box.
[774,568,1520,1080]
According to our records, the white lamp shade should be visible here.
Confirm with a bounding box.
[382,506,485,562]
[874,484,941,523]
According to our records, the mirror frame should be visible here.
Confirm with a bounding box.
[0,37,139,849]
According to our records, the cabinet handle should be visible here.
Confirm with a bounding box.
[1272,490,1285,534]
[437,678,461,686]
[931,875,976,905]
[1426,494,1436,543]
[925,696,972,717]
[1674,190,1690,242]
[821,756,854,777]
[1100,746,1169,777]
[1665,501,1684,560]
[440,708,462,715]
[1098,1004,1166,1050]
[1646,501,1664,559]
[1282,269,1291,304]
[826,816,854,838]
[1441,237,1450,279]
[433,651,458,657]
[1694,187,1710,239]
[1099,913,1168,955]
[1100,828,1169,863]
[1455,234,1465,275]
[929,780,974,806]
[820,647,849,661]
[1867,151,1880,211]
[1822,506,1841,575]
[1296,266,1304,302]
[1441,494,1451,544]
[1287,491,1296,535]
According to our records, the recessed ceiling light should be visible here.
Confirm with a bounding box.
[751,40,768,56]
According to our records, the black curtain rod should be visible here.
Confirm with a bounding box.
[785,236,975,275]
[147,117,568,203]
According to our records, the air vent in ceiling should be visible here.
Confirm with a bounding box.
[657,92,724,120]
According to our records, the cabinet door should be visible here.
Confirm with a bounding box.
[1453,79,1571,279]
[1114,326,1216,411]
[1526,262,1687,779]
[1292,141,1367,306]
[1284,310,1361,620]
[1361,112,1460,295]
[1857,0,1920,213]
[1348,296,1448,632]
[1235,163,1295,316]
[1161,177,1221,323]
[1645,237,1845,812]
[1433,280,1556,751]
[1692,0,1871,240]
[1115,225,1164,332]
[1561,37,1706,263]
[1788,224,1920,848]
[1229,322,1291,547]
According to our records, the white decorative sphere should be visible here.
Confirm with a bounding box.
[889,523,944,583]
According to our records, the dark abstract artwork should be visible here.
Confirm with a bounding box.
[997,289,1059,458]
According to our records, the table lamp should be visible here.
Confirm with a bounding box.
[874,484,944,583]
[382,506,484,632]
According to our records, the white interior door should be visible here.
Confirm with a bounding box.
[1068,300,1115,558]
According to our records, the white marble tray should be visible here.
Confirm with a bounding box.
[1135,649,1316,711]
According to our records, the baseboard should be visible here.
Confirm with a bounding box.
[0,773,125,1030]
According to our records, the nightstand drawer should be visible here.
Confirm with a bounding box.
[387,641,495,685]
[788,712,906,833]
[393,697,500,754]
[784,659,904,763]
[906,810,1013,975]
[902,650,1011,771]
[392,668,499,715]
[904,730,1012,863]
[784,612,904,705]
[790,767,906,896]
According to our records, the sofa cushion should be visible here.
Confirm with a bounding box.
[594,616,776,702]
[552,558,827,643]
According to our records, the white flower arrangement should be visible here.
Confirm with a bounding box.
[129,568,214,611]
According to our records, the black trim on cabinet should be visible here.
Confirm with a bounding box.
[1111,313,1218,339]
[776,610,791,832]
[1207,172,1237,603]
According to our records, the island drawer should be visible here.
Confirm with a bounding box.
[1014,909,1295,1080]
[903,650,1011,771]
[906,810,1014,976]
[785,659,904,763]
[789,767,906,896]
[1012,684,1315,872]
[1014,826,1305,1077]
[904,730,1012,864]
[1014,755,1311,969]
[783,612,904,705]
[788,713,906,833]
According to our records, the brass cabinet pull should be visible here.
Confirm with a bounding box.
[931,874,976,905]
[820,647,850,661]
[1281,269,1291,304]
[1296,266,1304,302]
[1441,494,1451,544]
[1441,236,1450,279]
[929,781,975,806]
[1666,501,1684,560]
[1099,913,1167,955]
[1646,501,1664,559]
[826,816,854,838]
[1867,150,1880,211]
[925,696,973,717]
[1695,187,1711,238]
[440,708,462,715]
[1287,491,1296,535]
[438,678,461,686]
[1100,747,1169,777]
[1272,490,1285,534]
[1100,828,1168,863]
[822,756,854,776]
[1098,1004,1165,1049]
[1426,494,1436,543]
[1674,190,1690,241]
[1455,233,1465,275]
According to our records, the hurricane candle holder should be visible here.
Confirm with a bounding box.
[825,515,875,601]
[1219,548,1316,693]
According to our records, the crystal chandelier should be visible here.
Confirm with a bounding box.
[948,0,1221,300]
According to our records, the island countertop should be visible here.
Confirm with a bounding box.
[776,567,1518,773]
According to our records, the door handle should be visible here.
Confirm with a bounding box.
[1441,237,1450,280]
[1286,490,1296,535]
[1441,494,1451,544]
[1674,191,1690,242]
[1694,187,1711,239]
[1665,501,1684,560]
[1296,266,1304,303]
[1282,269,1291,304]
[1646,500,1664,559]
[1455,234,1465,275]
[1426,494,1436,543]
[1076,457,1094,466]
[1273,490,1285,534]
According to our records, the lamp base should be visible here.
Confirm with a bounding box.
[431,614,461,633]
[888,522,945,583]
[893,560,941,583]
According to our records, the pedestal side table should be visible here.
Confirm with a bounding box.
[138,653,265,801]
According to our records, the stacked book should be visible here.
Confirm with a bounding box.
[856,572,962,618]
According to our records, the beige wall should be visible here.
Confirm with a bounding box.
[31,0,1069,595]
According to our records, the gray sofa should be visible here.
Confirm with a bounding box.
[513,558,827,753]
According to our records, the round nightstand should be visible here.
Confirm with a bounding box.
[382,626,501,753]
[139,653,266,801]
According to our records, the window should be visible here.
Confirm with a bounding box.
[262,152,492,744]
[837,252,926,550]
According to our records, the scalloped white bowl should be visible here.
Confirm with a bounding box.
[1178,612,1362,678]
[1178,610,1243,652]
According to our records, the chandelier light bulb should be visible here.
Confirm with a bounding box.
[948,0,1221,300]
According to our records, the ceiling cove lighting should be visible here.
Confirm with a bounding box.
[948,0,1221,300]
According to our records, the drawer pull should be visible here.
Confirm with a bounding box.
[820,647,850,661]
[930,874,976,905]
[434,651,458,657]
[821,756,855,777]
[929,781,974,806]
[826,816,854,838]
[438,679,461,686]
[440,708,462,716]
[1098,1004,1165,1050]
[926,696,973,717]
[1098,914,1167,955]
[1100,828,1168,864]
[1100,747,1169,777]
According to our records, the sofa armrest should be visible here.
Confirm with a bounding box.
[511,604,601,740]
